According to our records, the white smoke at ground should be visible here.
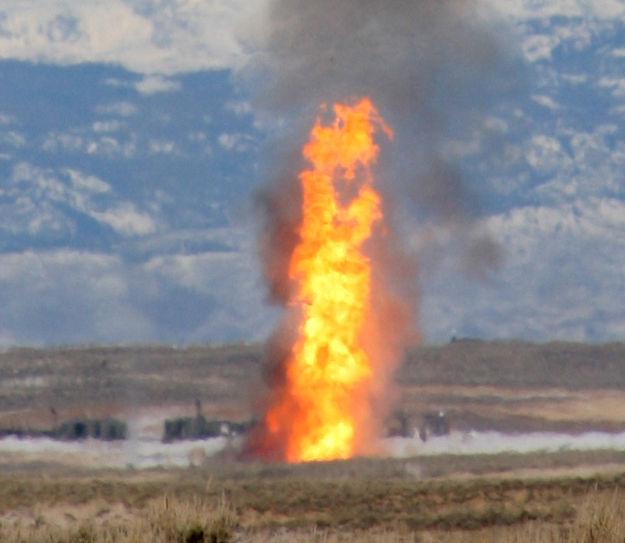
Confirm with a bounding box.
[0,435,232,470]
[0,409,236,470]
[387,430,625,458]
[5,429,625,469]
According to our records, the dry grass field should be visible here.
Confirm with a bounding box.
[2,459,625,541]
[2,340,625,541]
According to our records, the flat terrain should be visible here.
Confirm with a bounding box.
[3,457,625,541]
[0,343,261,430]
[3,340,625,434]
[2,340,625,541]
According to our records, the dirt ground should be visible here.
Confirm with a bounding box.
[2,342,625,540]
[3,341,625,436]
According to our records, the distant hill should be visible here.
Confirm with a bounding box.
[3,341,625,434]
[400,340,625,390]
[2,340,625,414]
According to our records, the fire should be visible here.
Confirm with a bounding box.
[263,97,392,462]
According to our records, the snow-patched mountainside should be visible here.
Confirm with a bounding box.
[0,0,265,74]
[0,62,268,344]
[0,2,624,344]
[415,10,625,341]
[423,198,625,341]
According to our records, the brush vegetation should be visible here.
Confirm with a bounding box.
[2,461,625,541]
[3,341,625,540]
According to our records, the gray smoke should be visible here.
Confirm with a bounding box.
[242,0,522,459]
[246,0,521,286]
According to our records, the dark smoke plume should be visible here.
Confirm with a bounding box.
[243,0,520,459]
[247,0,520,291]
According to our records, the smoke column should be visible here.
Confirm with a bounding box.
[243,0,519,460]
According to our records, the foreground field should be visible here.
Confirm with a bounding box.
[2,458,625,542]
[3,341,625,540]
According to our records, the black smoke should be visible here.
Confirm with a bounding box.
[245,0,521,292]
[242,0,522,459]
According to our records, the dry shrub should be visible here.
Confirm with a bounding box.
[4,473,625,542]
[569,490,625,543]
[146,494,236,543]
[0,494,236,543]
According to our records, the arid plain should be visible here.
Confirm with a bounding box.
[2,341,625,541]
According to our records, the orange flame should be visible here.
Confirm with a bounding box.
[264,97,392,462]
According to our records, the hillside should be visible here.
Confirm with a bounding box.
[2,340,625,434]
[401,340,625,389]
